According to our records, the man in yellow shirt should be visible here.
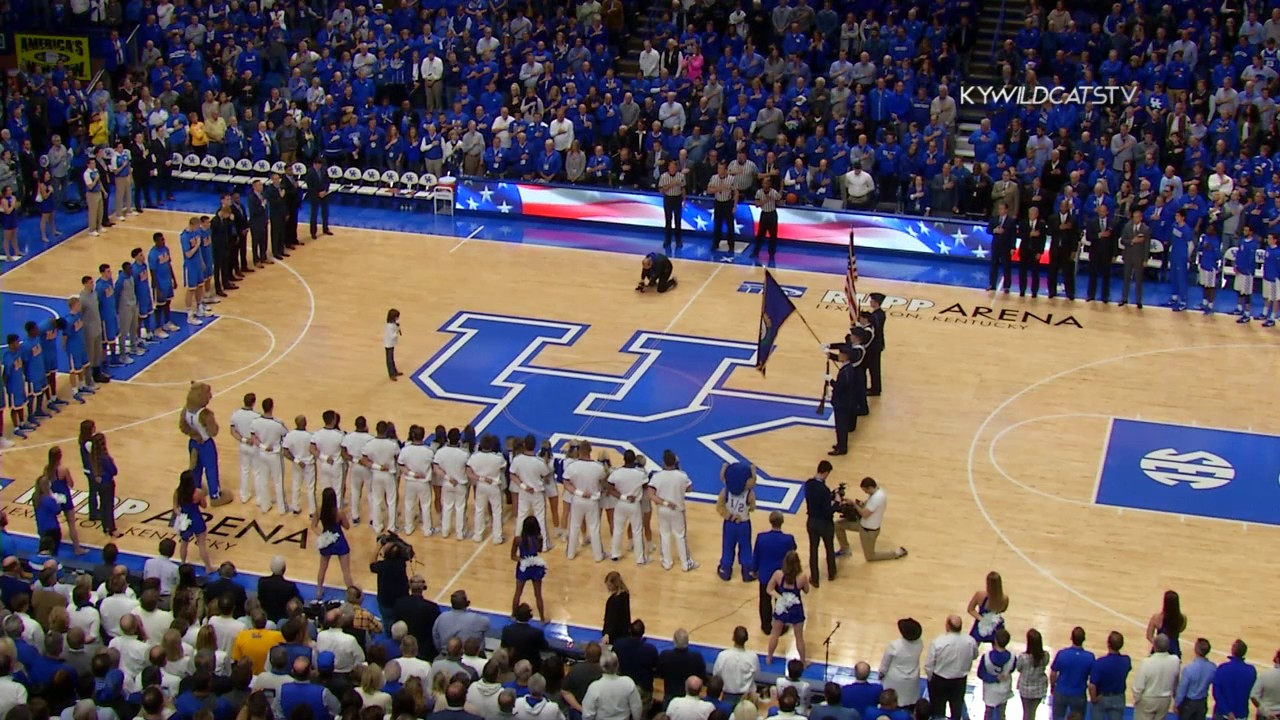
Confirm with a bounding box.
[232,609,284,673]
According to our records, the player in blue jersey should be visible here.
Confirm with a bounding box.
[130,247,163,340]
[57,297,90,402]
[96,264,130,365]
[1167,209,1192,311]
[149,232,180,333]
[180,218,206,326]
[40,319,68,411]
[1234,229,1260,322]
[23,321,52,420]
[3,334,32,436]
[1263,235,1280,327]
[1197,228,1222,314]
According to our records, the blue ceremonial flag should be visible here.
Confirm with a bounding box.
[755,270,797,375]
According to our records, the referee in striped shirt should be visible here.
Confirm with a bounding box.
[658,160,686,250]
[753,177,782,259]
[707,162,738,253]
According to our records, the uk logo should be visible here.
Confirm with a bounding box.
[412,312,835,511]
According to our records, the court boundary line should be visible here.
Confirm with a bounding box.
[121,314,278,387]
[1090,416,1115,505]
[0,258,317,455]
[966,341,1280,633]
[14,300,60,318]
[449,225,485,253]
[986,412,1111,508]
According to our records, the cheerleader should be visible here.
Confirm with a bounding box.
[172,470,214,573]
[766,550,810,665]
[313,487,355,597]
[511,516,547,622]
[0,185,18,262]
[37,170,61,244]
[33,476,64,555]
[89,432,121,537]
[967,571,1009,645]
[43,447,87,555]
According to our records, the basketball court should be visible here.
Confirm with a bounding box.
[2,207,1278,671]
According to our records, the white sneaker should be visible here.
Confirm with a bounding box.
[493,536,505,545]
[188,316,203,326]
[89,231,100,237]
[0,437,14,449]
[122,355,136,365]
[683,561,700,572]
[133,347,147,356]
[155,329,170,339]
[166,323,180,332]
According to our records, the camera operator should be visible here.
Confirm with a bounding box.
[370,533,415,633]
[803,461,839,586]
[636,252,678,293]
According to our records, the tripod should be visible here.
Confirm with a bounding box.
[823,621,842,683]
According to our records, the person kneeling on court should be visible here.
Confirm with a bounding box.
[637,252,677,293]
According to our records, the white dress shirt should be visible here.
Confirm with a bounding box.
[582,673,643,720]
[315,627,365,673]
[666,696,715,720]
[143,556,181,595]
[109,634,152,679]
[861,488,888,530]
[98,594,141,638]
[69,604,102,639]
[1132,652,1182,701]
[208,615,246,653]
[924,632,979,679]
[712,647,760,695]
[0,676,29,719]
[137,607,175,645]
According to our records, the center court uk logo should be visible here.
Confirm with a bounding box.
[1139,449,1235,490]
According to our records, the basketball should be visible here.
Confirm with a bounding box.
[786,192,798,204]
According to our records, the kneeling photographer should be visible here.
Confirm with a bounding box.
[370,531,415,633]
[637,251,677,293]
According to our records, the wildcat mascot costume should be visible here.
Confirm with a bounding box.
[179,382,230,505]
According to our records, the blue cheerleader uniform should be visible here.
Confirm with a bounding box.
[51,478,75,514]
[772,578,806,626]
[970,597,1006,643]
[515,536,546,582]
[318,520,350,557]
[175,501,207,541]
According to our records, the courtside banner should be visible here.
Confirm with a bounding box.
[16,34,91,80]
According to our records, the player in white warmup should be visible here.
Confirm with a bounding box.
[647,450,698,571]
[510,435,553,551]
[282,415,315,515]
[563,440,607,562]
[608,449,649,565]
[228,393,260,505]
[248,398,289,514]
[433,428,471,540]
[466,434,508,544]
[398,425,436,537]
[341,416,374,523]
[311,410,346,506]
[360,421,402,534]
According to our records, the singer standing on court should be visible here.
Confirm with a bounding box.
[751,512,796,635]
[803,461,839,587]
[707,162,738,253]
[658,160,685,251]
[384,309,402,381]
[828,347,865,456]
[306,158,333,240]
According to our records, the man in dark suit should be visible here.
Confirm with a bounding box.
[1119,207,1151,308]
[209,203,238,296]
[803,461,839,587]
[866,294,886,396]
[228,190,250,277]
[282,171,302,249]
[1018,206,1047,298]
[203,562,248,617]
[828,346,867,456]
[656,632,706,706]
[149,134,173,203]
[500,603,550,666]
[987,202,1015,292]
[393,575,441,659]
[131,132,156,211]
[1047,199,1080,299]
[256,557,302,623]
[305,158,334,239]
[750,512,797,634]
[249,179,271,266]
[1087,203,1119,303]
[265,173,289,260]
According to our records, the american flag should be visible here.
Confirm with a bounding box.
[845,231,859,325]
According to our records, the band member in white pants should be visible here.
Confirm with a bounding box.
[341,416,374,523]
[510,435,553,551]
[466,434,508,544]
[311,410,346,506]
[608,449,649,564]
[647,449,698,571]
[397,425,436,536]
[282,416,315,515]
[229,393,260,504]
[434,428,471,539]
[360,420,402,534]
[563,440,607,561]
[249,398,289,514]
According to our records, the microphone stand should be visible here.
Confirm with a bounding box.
[823,621,842,683]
